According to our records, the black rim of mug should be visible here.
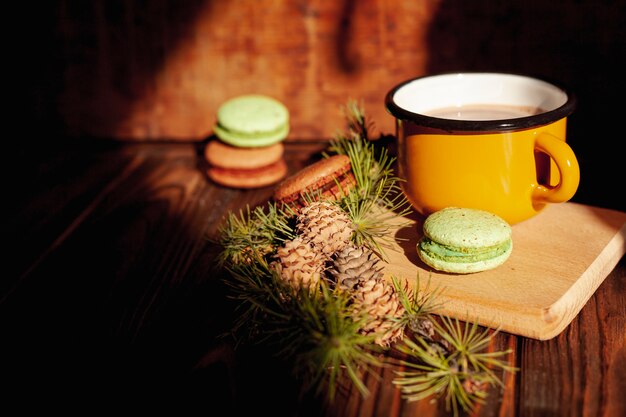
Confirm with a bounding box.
[384,72,577,133]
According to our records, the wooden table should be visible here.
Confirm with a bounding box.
[5,139,625,416]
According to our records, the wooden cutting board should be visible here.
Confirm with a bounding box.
[382,202,626,340]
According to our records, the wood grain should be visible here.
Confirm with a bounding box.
[383,203,626,340]
[51,0,440,140]
[4,140,624,416]
[30,0,626,149]
[518,258,626,417]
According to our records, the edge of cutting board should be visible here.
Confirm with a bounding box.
[382,202,626,340]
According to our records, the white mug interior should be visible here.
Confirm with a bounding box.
[392,73,568,119]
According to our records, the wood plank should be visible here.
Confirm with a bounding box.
[50,0,439,140]
[6,142,140,298]
[517,258,626,416]
[3,143,233,404]
[383,203,626,340]
[316,331,518,417]
[33,0,624,147]
[5,141,624,416]
[2,141,327,412]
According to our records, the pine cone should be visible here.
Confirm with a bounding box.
[409,316,436,340]
[351,276,405,347]
[271,237,325,292]
[296,201,353,257]
[329,244,384,291]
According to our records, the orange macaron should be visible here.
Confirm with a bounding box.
[205,139,287,189]
[273,154,356,209]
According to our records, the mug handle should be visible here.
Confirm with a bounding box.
[532,133,580,203]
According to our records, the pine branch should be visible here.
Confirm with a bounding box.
[217,202,296,266]
[223,254,289,344]
[216,97,518,411]
[327,101,413,260]
[392,315,517,417]
[392,273,446,337]
[288,282,383,399]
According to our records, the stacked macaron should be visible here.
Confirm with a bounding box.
[417,207,513,274]
[205,94,289,188]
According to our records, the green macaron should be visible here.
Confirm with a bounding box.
[214,94,289,147]
[417,207,513,274]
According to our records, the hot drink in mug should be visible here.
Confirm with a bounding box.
[385,72,580,225]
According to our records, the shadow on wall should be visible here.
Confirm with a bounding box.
[26,0,626,212]
[29,0,210,139]
[425,0,626,212]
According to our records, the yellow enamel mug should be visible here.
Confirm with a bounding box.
[385,72,580,225]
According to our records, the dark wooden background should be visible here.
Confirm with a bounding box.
[10,0,626,414]
[25,0,626,212]
[5,140,625,415]
[27,0,626,140]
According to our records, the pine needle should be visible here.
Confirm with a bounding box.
[328,101,413,260]
[217,202,296,266]
[276,281,383,399]
[216,97,517,410]
[393,315,517,416]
